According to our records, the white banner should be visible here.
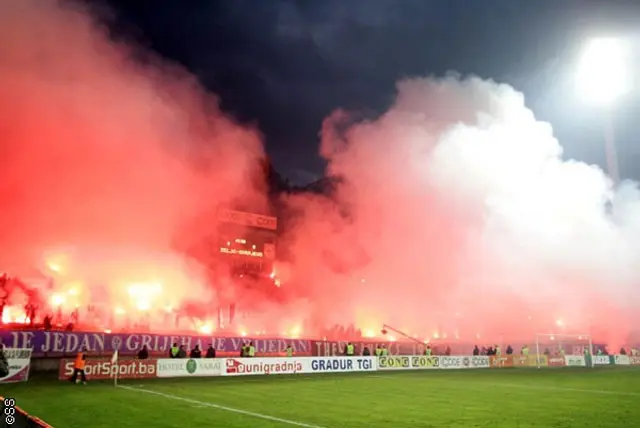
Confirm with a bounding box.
[0,348,32,383]
[592,355,610,365]
[440,356,469,369]
[222,357,377,376]
[564,355,586,367]
[156,358,222,378]
[469,356,490,368]
[614,355,630,365]
[308,357,376,373]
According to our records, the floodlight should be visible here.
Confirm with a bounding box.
[575,37,631,107]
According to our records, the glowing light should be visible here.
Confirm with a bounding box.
[2,306,28,324]
[114,307,125,315]
[363,329,375,338]
[432,332,440,339]
[289,326,301,338]
[50,293,65,307]
[67,288,78,296]
[387,335,396,342]
[240,329,247,337]
[550,335,555,341]
[576,37,631,106]
[274,279,281,287]
[556,319,565,328]
[104,329,112,334]
[198,323,214,335]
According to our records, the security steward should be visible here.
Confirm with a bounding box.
[286,344,294,357]
[345,342,355,356]
[248,342,256,357]
[169,342,179,358]
[70,346,88,385]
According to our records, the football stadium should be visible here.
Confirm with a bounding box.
[2,1,640,427]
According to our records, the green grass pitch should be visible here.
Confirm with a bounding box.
[4,367,640,427]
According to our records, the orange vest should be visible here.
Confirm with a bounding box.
[74,352,85,370]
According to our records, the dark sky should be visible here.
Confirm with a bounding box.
[100,0,640,185]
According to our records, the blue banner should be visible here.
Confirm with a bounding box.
[0,330,311,357]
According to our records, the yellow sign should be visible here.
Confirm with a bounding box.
[378,356,410,369]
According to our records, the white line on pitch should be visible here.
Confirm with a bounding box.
[118,385,329,428]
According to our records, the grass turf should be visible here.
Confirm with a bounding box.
[4,367,640,427]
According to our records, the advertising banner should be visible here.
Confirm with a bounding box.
[535,355,549,367]
[1,330,310,357]
[156,358,223,378]
[489,356,513,368]
[547,356,566,367]
[0,348,32,383]
[469,356,490,368]
[439,356,470,369]
[564,355,586,367]
[629,356,640,365]
[224,358,306,376]
[511,356,529,367]
[614,355,630,365]
[58,358,157,380]
[308,357,376,373]
[592,355,611,365]
[410,356,441,369]
[377,356,412,370]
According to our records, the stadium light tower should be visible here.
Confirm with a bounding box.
[575,37,632,184]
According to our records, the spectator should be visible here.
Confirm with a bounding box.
[472,345,479,356]
[190,345,202,358]
[620,347,627,355]
[169,343,179,358]
[362,346,370,356]
[506,345,513,355]
[137,345,149,360]
[205,344,216,358]
[177,345,187,358]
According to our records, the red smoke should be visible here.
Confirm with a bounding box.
[0,1,267,329]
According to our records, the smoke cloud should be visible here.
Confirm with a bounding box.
[2,0,638,346]
[280,74,640,345]
[0,0,266,320]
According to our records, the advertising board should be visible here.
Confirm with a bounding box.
[309,357,376,373]
[156,358,222,378]
[614,355,630,365]
[564,355,586,367]
[222,357,377,376]
[411,356,441,369]
[58,358,157,380]
[469,356,490,368]
[629,356,640,365]
[224,358,306,376]
[377,356,412,370]
[439,356,471,369]
[0,348,32,384]
[490,356,513,368]
[547,356,566,367]
[592,355,611,365]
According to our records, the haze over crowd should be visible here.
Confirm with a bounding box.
[1,0,638,345]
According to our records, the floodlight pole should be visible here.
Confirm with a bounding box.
[603,109,620,185]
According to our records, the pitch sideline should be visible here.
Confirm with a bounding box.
[117,385,329,428]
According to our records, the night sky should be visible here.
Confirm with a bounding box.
[99,0,640,185]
